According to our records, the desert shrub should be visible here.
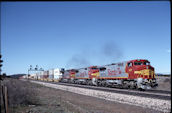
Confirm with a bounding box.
[2,78,39,107]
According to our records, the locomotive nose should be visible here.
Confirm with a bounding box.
[146,65,154,70]
[134,65,155,79]
[145,66,155,78]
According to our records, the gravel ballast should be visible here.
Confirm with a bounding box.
[31,81,171,113]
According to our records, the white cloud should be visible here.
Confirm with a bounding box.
[166,49,171,53]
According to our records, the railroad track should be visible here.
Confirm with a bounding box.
[147,89,171,94]
[29,79,171,100]
[56,82,170,100]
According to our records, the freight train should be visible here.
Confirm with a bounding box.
[27,59,158,90]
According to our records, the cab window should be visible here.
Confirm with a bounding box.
[75,70,79,73]
[91,68,98,70]
[99,67,106,71]
[143,62,150,65]
[128,62,132,67]
[134,62,142,65]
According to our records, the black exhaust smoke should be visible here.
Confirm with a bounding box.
[65,40,123,69]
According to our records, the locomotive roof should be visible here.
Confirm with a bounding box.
[128,59,149,62]
[99,59,150,67]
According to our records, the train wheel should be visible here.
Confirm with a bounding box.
[119,85,123,89]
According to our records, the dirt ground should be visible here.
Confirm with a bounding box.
[156,76,171,91]
[2,79,166,113]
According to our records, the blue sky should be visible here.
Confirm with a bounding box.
[1,1,171,75]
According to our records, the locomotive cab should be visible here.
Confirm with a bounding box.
[69,69,78,83]
[70,69,78,78]
[126,59,158,89]
[88,66,99,78]
[134,60,154,78]
[88,66,99,85]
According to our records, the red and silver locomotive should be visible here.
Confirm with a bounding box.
[60,59,158,90]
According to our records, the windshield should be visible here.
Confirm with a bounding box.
[143,61,150,65]
[91,68,98,70]
[134,62,142,65]
[134,61,150,65]
[99,67,106,71]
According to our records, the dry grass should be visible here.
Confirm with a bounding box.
[1,78,67,113]
[1,78,39,107]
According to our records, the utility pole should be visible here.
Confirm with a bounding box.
[0,54,3,77]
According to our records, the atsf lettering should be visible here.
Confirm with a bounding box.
[80,72,86,77]
[108,68,122,76]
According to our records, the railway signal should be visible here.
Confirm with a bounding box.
[0,54,3,67]
[28,65,44,79]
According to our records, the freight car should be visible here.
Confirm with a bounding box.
[60,59,158,90]
[28,68,63,82]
